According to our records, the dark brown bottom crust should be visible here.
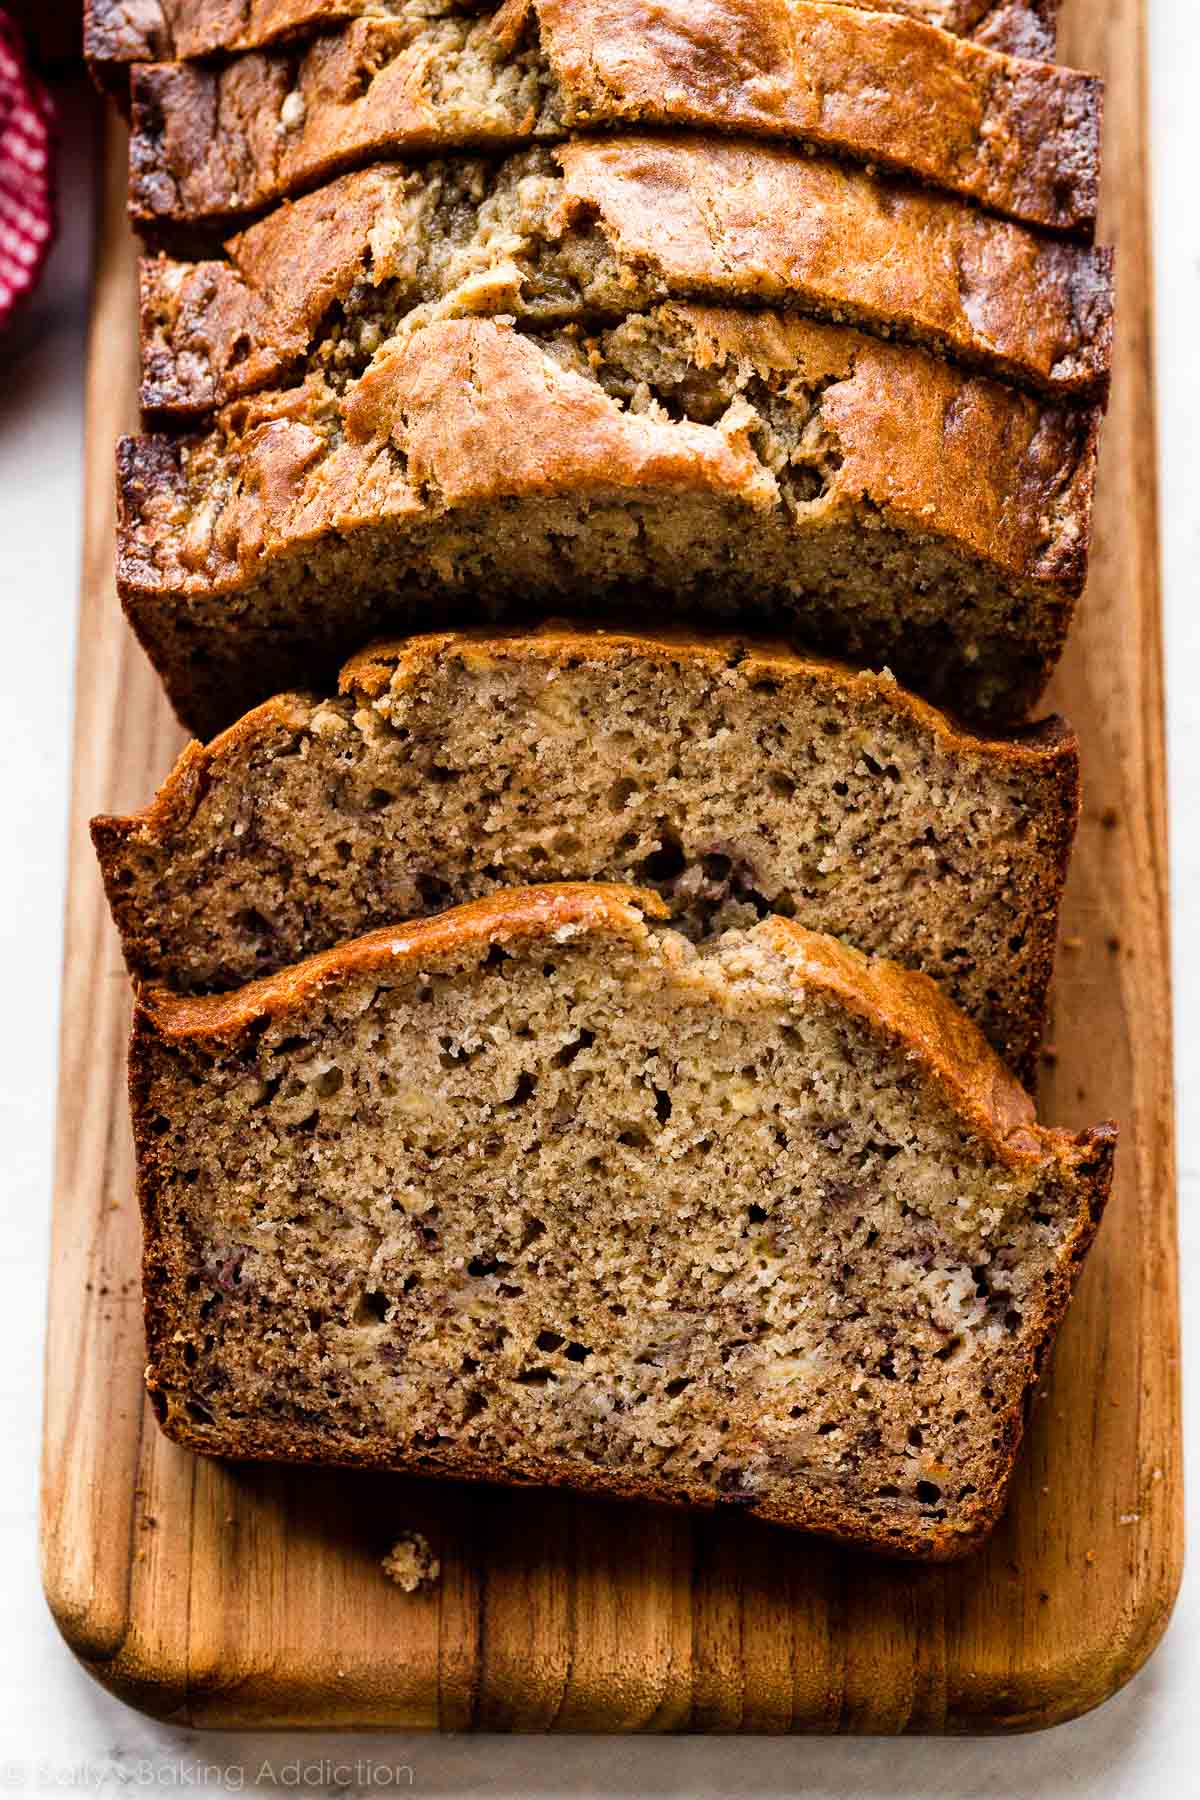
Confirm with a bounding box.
[147,1384,1007,1562]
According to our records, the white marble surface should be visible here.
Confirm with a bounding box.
[2,3,1198,1782]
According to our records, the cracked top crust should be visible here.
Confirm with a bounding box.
[119,304,1099,602]
[88,0,1059,75]
[126,0,1099,233]
[138,136,1113,420]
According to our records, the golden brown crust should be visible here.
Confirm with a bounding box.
[126,0,1098,233]
[122,302,1099,585]
[833,0,1055,55]
[138,138,1112,419]
[87,0,1058,72]
[139,166,413,414]
[539,0,1097,233]
[116,306,1099,734]
[341,308,765,509]
[558,139,1110,396]
[143,308,1095,585]
[136,883,668,1039]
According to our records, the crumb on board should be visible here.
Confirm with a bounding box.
[381,1531,440,1593]
[1062,936,1083,951]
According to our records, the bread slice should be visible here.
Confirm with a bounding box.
[117,304,1099,738]
[88,0,1059,78]
[968,0,1058,58]
[130,882,1115,1559]
[140,140,1113,420]
[92,625,1079,1078]
[126,0,1100,233]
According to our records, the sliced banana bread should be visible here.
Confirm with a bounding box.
[88,0,1059,76]
[968,0,1057,57]
[94,626,1077,1079]
[126,0,1099,233]
[140,140,1113,419]
[118,304,1099,737]
[130,882,1115,1558]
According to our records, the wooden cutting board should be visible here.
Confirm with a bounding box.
[40,0,1181,1731]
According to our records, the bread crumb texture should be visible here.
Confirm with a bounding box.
[131,885,1114,1559]
[93,626,1078,1079]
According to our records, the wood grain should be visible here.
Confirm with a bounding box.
[39,0,1181,1730]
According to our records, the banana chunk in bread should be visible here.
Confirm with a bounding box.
[118,304,1099,738]
[140,141,1113,419]
[126,0,1099,233]
[88,0,1059,76]
[93,626,1079,1080]
[130,883,1115,1559]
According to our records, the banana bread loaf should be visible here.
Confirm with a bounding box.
[117,304,1099,737]
[92,625,1079,1078]
[126,0,1099,233]
[139,139,1113,419]
[88,0,1059,75]
[130,882,1115,1558]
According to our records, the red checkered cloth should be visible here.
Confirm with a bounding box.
[0,10,54,333]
